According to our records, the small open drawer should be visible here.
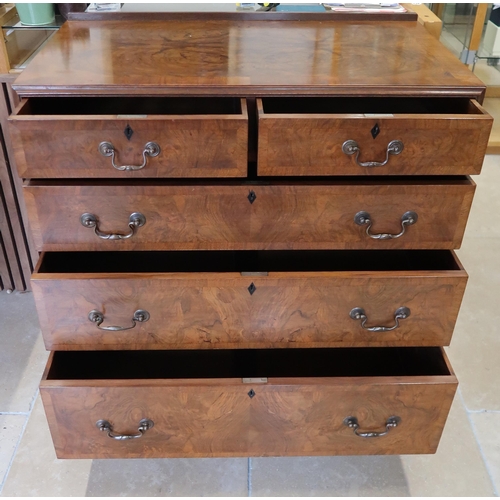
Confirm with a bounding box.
[257,97,492,176]
[32,249,467,350]
[40,347,457,458]
[9,97,248,178]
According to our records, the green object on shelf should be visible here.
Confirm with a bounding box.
[15,3,55,26]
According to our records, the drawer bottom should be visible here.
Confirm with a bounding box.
[41,347,457,459]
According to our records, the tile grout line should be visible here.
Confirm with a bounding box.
[248,457,252,497]
[465,409,500,414]
[0,387,40,496]
[0,412,29,416]
[458,389,499,497]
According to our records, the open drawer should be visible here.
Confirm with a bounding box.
[9,97,248,178]
[257,97,493,176]
[40,347,458,458]
[32,250,467,350]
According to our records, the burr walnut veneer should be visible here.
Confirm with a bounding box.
[24,178,475,251]
[9,18,492,459]
[257,97,491,176]
[33,250,467,351]
[10,97,248,179]
[41,348,457,458]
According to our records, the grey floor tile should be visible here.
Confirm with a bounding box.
[400,394,495,496]
[451,237,500,411]
[86,458,248,497]
[0,293,48,413]
[1,396,92,497]
[465,155,500,239]
[470,412,500,495]
[0,414,26,492]
[250,455,409,497]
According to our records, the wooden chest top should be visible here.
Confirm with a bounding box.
[13,20,485,97]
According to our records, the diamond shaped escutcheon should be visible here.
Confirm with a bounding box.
[247,191,256,204]
[248,283,256,295]
[124,124,134,141]
[371,123,380,139]
[248,389,256,398]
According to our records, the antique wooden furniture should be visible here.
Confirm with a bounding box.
[9,18,493,458]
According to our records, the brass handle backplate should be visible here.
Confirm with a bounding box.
[342,139,404,167]
[88,309,150,331]
[354,210,417,240]
[344,416,401,438]
[99,141,161,171]
[96,419,154,440]
[349,306,410,332]
[80,212,146,240]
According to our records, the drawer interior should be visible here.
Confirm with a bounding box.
[37,250,462,274]
[261,97,481,115]
[46,347,450,380]
[17,97,243,115]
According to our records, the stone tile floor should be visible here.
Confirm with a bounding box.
[0,157,499,496]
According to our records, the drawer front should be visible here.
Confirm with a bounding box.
[40,349,457,458]
[32,251,467,350]
[24,180,475,251]
[9,98,248,178]
[257,98,492,176]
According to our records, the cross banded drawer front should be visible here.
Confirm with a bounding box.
[257,97,492,176]
[24,179,475,251]
[9,97,248,178]
[40,347,457,459]
[32,250,467,350]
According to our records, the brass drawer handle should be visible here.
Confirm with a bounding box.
[349,306,410,332]
[344,416,401,438]
[342,139,404,167]
[96,419,154,440]
[99,141,161,171]
[354,210,417,240]
[88,309,150,331]
[80,212,146,240]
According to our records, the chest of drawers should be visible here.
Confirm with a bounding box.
[10,18,492,458]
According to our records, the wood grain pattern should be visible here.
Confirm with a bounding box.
[10,99,248,179]
[258,99,493,176]
[40,353,457,458]
[67,11,418,22]
[24,179,475,251]
[32,257,467,350]
[12,21,485,97]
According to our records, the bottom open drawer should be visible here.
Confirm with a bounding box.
[41,347,457,459]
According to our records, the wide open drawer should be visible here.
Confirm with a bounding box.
[24,177,475,251]
[257,97,492,176]
[40,347,457,458]
[33,250,467,350]
[9,97,248,178]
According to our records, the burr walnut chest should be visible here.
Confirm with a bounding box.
[9,18,492,458]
